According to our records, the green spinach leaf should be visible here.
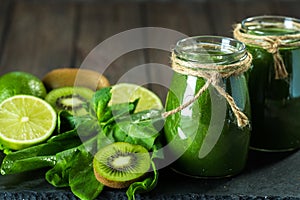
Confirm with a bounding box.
[126,161,159,200]
[1,87,165,200]
[1,129,81,175]
[69,149,104,200]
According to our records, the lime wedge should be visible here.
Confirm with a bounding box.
[110,83,163,112]
[0,95,57,150]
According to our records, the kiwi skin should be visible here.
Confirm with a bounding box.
[93,142,151,189]
[42,68,110,91]
[93,167,145,189]
[45,86,94,115]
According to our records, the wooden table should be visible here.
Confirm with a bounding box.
[1,0,300,80]
[0,0,300,199]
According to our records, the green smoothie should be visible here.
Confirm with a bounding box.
[241,18,300,151]
[164,36,251,178]
[246,40,300,151]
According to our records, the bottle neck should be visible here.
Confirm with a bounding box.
[169,36,252,128]
[174,36,247,67]
[241,15,300,37]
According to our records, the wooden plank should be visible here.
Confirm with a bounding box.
[234,0,274,19]
[74,2,145,86]
[144,2,213,103]
[207,1,275,37]
[274,0,300,19]
[146,2,191,36]
[185,2,212,36]
[0,0,11,46]
[145,2,213,35]
[0,0,12,68]
[0,1,76,78]
[206,1,237,36]
[208,0,300,37]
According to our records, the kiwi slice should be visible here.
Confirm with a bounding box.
[45,86,94,115]
[93,142,151,189]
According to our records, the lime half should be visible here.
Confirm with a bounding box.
[0,95,57,150]
[110,83,163,112]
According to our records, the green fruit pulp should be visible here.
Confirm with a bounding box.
[45,86,94,115]
[93,142,151,182]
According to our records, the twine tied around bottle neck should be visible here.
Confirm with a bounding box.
[233,23,300,79]
[162,50,253,128]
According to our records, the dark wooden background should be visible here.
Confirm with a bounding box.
[1,0,300,101]
[0,1,300,199]
[0,0,300,79]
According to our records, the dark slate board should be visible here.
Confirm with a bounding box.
[0,150,299,200]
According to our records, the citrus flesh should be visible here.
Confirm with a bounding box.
[110,83,163,112]
[0,95,57,150]
[0,71,47,103]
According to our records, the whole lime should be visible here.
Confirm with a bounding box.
[0,71,47,103]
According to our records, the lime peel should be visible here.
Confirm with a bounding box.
[0,71,47,103]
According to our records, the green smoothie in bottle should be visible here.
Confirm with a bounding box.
[234,16,300,152]
[164,36,251,178]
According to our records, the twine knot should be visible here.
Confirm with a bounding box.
[265,37,288,79]
[210,72,221,86]
[267,38,281,54]
[233,23,300,79]
[162,50,252,128]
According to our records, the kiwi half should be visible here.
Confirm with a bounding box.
[93,142,151,189]
[42,68,110,91]
[45,86,94,115]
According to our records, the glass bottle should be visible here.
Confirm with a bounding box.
[164,36,251,178]
[235,16,300,152]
